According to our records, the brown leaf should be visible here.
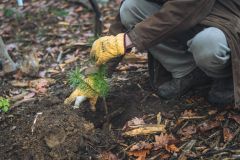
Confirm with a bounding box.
[154,133,175,150]
[223,127,234,142]
[99,151,118,160]
[165,144,180,153]
[198,121,220,132]
[215,114,225,121]
[154,134,169,150]
[128,150,150,160]
[228,114,240,124]
[122,117,145,132]
[178,125,197,138]
[128,141,153,160]
[160,154,171,159]
[130,141,153,151]
[181,110,197,117]
[208,110,218,115]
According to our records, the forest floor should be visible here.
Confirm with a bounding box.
[1,1,240,160]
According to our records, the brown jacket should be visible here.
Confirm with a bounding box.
[109,0,240,108]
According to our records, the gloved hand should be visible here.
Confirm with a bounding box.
[90,33,126,65]
[64,76,99,111]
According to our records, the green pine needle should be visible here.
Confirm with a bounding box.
[68,68,89,91]
[89,65,109,97]
[68,65,109,97]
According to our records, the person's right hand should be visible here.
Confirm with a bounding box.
[90,33,126,65]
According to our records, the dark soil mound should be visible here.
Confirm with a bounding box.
[0,96,116,160]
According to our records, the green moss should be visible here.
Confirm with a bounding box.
[0,97,10,112]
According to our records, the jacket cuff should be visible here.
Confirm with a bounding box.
[127,30,146,52]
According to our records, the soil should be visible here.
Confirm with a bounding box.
[0,68,213,160]
[1,1,239,160]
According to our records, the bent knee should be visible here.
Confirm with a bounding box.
[120,0,140,28]
[120,0,160,29]
[188,27,230,67]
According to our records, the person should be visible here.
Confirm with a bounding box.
[90,0,240,109]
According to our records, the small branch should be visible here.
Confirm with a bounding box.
[103,97,108,115]
[31,112,43,134]
[11,97,36,110]
[179,116,207,120]
[123,124,166,137]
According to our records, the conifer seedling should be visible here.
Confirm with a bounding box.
[65,65,109,112]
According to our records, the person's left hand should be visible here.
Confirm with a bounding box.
[90,33,126,65]
[64,76,99,111]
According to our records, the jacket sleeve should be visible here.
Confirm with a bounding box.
[127,0,216,51]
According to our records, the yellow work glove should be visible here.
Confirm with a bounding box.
[90,33,126,65]
[64,76,99,111]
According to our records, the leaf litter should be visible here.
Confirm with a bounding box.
[1,0,240,160]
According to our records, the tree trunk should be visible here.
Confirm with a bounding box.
[0,37,18,73]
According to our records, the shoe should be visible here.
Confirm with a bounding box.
[157,68,210,99]
[208,77,234,106]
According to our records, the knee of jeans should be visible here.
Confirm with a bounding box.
[194,50,215,69]
[120,0,140,29]
[189,27,230,68]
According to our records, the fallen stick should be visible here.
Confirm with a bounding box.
[123,124,166,137]
[11,97,36,110]
[179,140,196,160]
[9,92,28,102]
[31,112,43,134]
[179,116,206,120]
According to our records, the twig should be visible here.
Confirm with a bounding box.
[123,124,166,137]
[103,97,108,115]
[9,92,28,102]
[179,140,196,159]
[179,116,207,120]
[31,112,43,134]
[11,97,36,110]
[199,149,240,158]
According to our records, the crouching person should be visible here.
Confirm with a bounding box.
[90,0,240,108]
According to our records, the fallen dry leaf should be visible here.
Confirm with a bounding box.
[160,153,171,159]
[181,110,197,118]
[165,144,180,153]
[122,117,145,132]
[215,114,225,121]
[130,141,153,151]
[178,125,197,138]
[154,133,176,150]
[128,150,150,160]
[228,114,240,125]
[99,151,118,160]
[223,127,234,142]
[208,110,218,115]
[128,141,153,160]
[10,78,56,94]
[198,121,220,132]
